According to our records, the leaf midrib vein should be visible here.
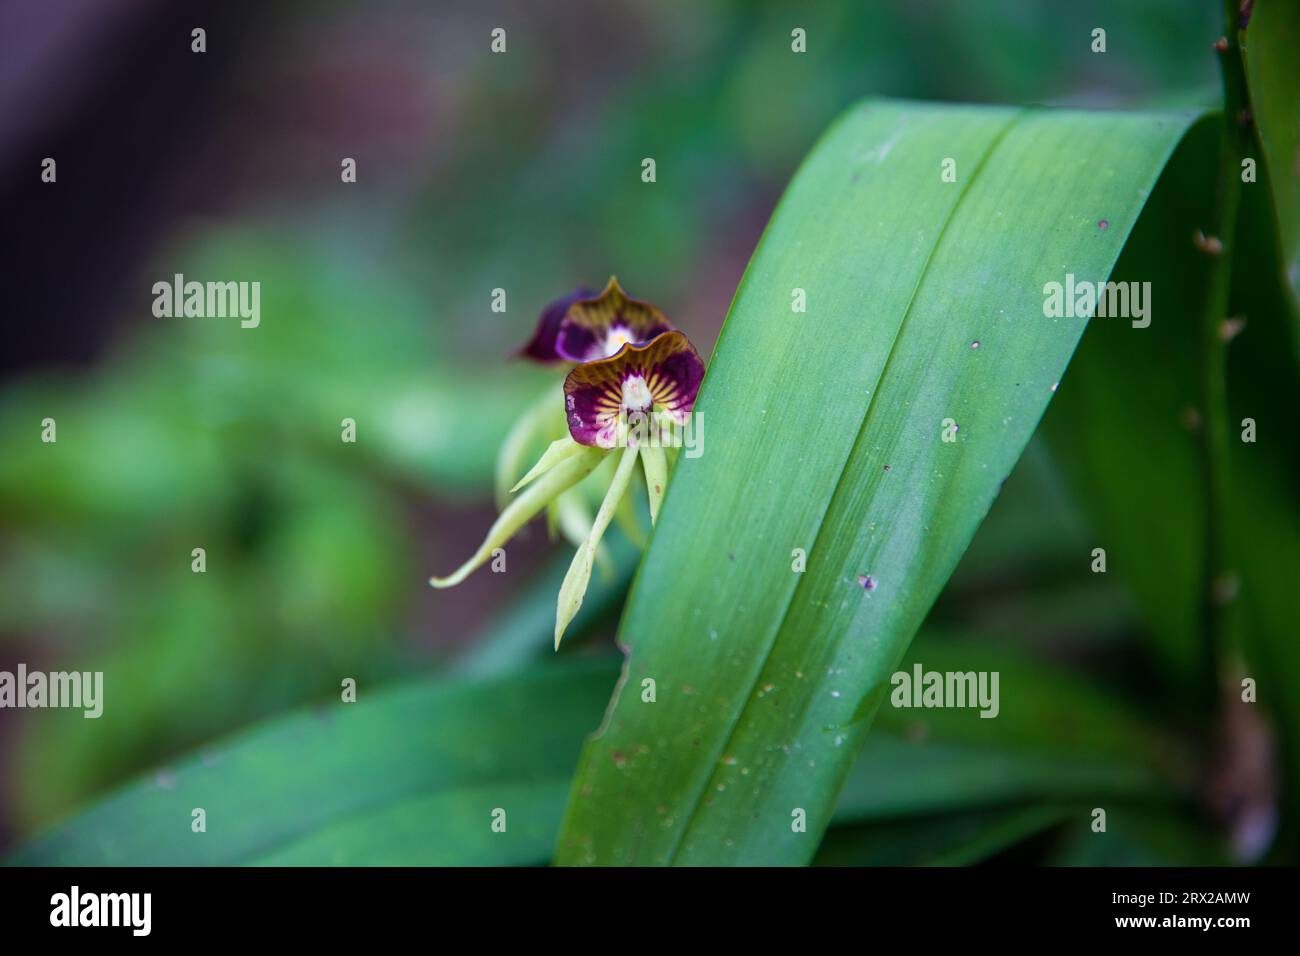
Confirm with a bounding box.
[663,107,1030,864]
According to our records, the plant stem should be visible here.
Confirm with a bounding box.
[1200,1,1253,703]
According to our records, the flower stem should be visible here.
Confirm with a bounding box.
[1200,1,1253,701]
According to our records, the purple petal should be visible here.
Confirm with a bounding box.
[518,287,595,363]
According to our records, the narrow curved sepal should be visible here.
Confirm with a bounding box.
[494,386,567,509]
[613,479,648,548]
[554,489,613,576]
[555,445,640,649]
[511,436,587,493]
[640,444,668,525]
[431,445,607,589]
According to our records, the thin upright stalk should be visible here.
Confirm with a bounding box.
[1198,1,1254,703]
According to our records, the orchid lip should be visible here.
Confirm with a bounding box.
[563,330,705,447]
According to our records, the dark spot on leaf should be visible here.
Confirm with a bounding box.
[857,574,876,591]
[1098,219,1109,230]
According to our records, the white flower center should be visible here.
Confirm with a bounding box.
[604,325,634,357]
[621,374,652,411]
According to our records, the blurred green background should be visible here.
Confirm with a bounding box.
[0,0,1232,857]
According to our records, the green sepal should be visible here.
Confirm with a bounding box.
[432,445,607,589]
[494,386,566,509]
[511,436,586,493]
[555,446,640,649]
[556,489,613,578]
[639,444,668,525]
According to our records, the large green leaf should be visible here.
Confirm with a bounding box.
[1242,0,1300,308]
[556,98,1203,865]
[1040,117,1218,694]
[1041,2,1300,858]
[6,662,616,866]
[8,620,1187,865]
